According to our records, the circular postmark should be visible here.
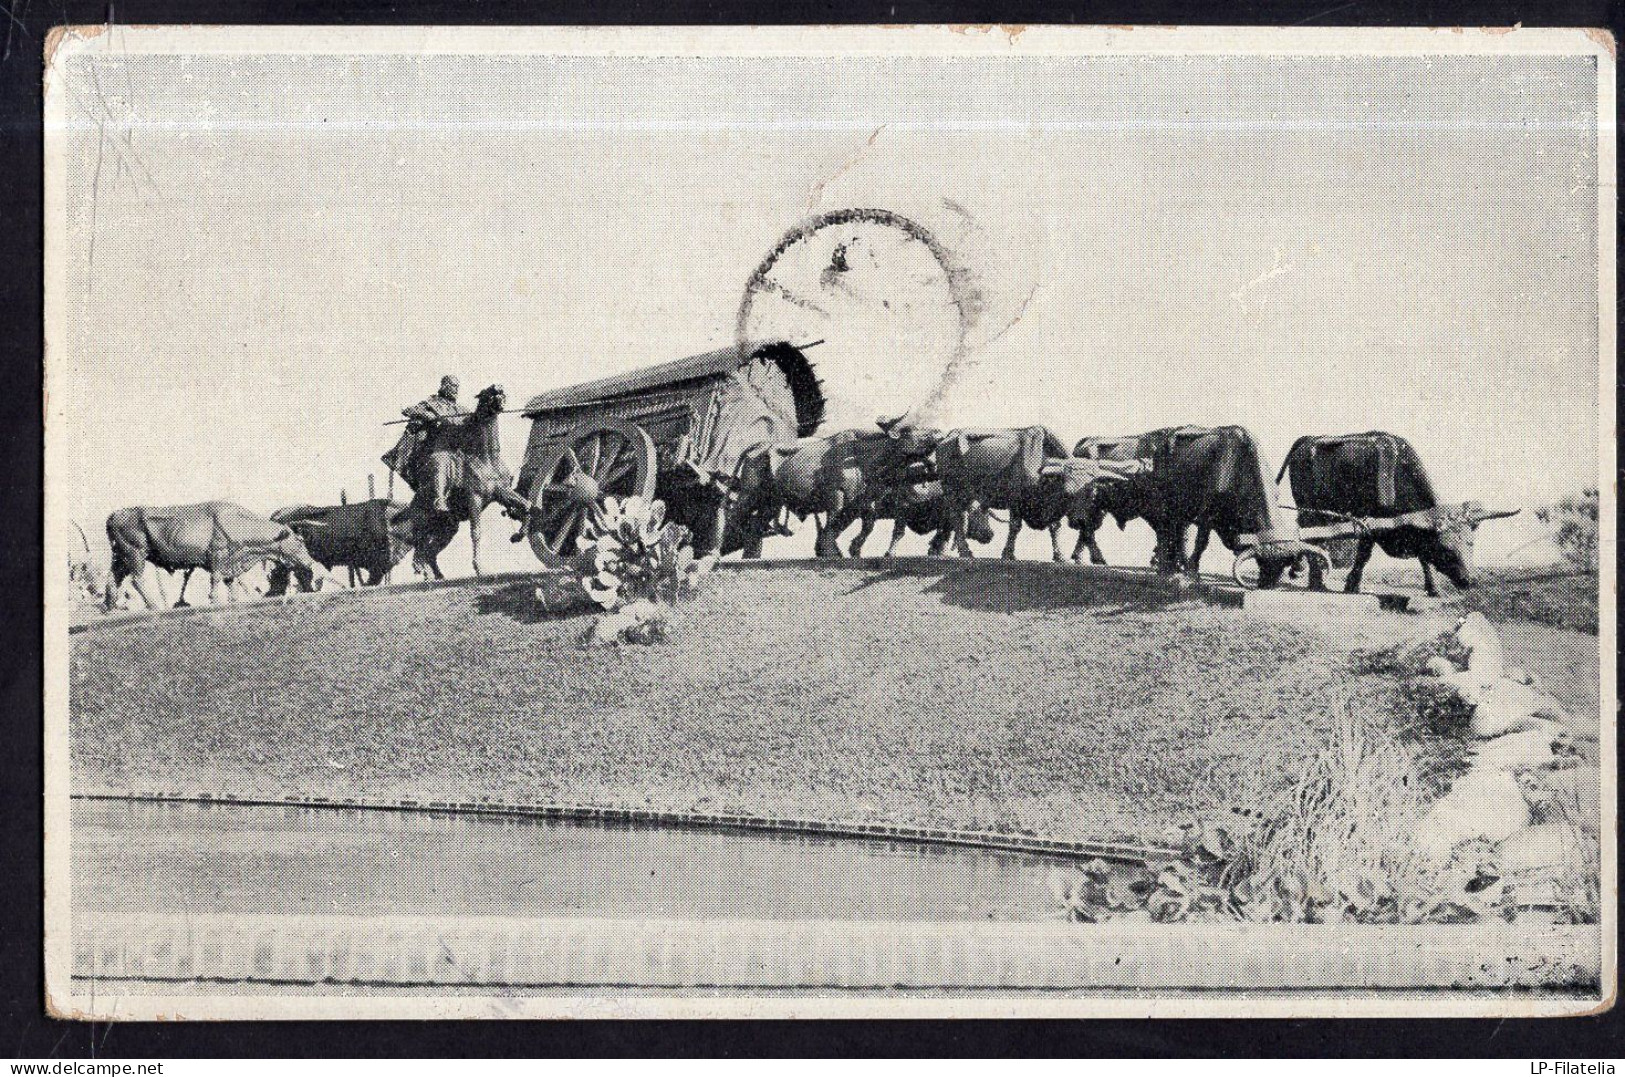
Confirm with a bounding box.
[736,207,988,428]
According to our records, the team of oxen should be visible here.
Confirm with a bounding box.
[82,417,1516,613]
[727,422,1515,595]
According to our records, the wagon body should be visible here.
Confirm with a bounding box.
[516,341,824,563]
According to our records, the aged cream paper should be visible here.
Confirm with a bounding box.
[45,24,1615,1019]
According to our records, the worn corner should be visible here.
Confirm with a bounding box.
[43,24,105,71]
[1582,28,1617,61]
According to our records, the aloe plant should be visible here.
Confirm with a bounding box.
[540,496,715,644]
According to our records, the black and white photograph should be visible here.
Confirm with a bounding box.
[42,24,1615,1019]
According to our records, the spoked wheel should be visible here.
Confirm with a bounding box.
[524,419,657,567]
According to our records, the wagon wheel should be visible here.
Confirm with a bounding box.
[524,418,657,566]
[1232,548,1264,590]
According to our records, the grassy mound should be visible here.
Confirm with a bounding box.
[74,561,1430,841]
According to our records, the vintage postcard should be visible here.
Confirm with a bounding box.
[44,24,1615,1019]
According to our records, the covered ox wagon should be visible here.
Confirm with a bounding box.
[515,341,825,564]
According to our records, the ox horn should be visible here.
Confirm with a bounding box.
[1468,504,1521,524]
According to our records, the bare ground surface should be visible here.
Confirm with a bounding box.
[70,560,1599,841]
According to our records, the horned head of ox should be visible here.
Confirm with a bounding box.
[1432,500,1521,529]
[875,413,944,458]
[1415,500,1520,589]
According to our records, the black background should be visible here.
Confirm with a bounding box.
[3,0,1619,1058]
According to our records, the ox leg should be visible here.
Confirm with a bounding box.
[1070,526,1091,564]
[816,497,846,558]
[1421,560,1437,598]
[1304,550,1328,592]
[953,500,979,558]
[1001,516,1021,560]
[1186,526,1211,578]
[209,570,230,606]
[1343,535,1376,594]
[129,565,166,612]
[847,508,876,558]
[1072,515,1107,565]
[1047,523,1066,562]
[1152,525,1179,577]
[173,569,192,608]
[742,536,763,560]
[707,497,729,558]
[884,519,908,558]
[829,501,871,560]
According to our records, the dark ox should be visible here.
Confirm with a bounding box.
[1278,432,1518,595]
[1066,430,1172,565]
[935,426,1131,560]
[104,501,321,611]
[1149,425,1326,588]
[733,417,944,557]
[267,499,413,593]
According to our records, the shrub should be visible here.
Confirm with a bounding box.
[1535,488,1599,573]
[1050,694,1532,924]
[1393,676,1476,736]
[1349,630,1469,678]
[560,496,715,644]
[1217,695,1440,923]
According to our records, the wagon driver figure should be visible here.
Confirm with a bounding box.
[382,374,469,512]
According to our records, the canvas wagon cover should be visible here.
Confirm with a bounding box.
[521,342,823,484]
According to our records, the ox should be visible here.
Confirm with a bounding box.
[733,417,944,558]
[266,498,414,593]
[104,501,321,611]
[1067,430,1171,565]
[1149,426,1327,588]
[934,426,1135,560]
[1277,432,1518,595]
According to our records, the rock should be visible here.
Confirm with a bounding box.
[1470,729,1559,771]
[1469,679,1574,737]
[1439,669,1497,704]
[1423,656,1458,678]
[1417,769,1530,860]
[1455,611,1505,678]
